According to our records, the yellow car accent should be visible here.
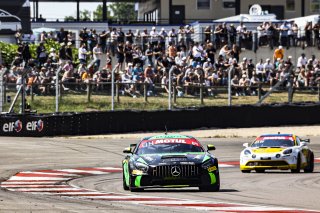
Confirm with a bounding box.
[132,170,144,175]
[208,166,217,172]
[252,148,285,154]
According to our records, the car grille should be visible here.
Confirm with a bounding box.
[152,165,199,177]
[246,161,289,167]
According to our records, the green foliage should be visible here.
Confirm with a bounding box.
[0,42,18,65]
[0,40,78,66]
[93,4,112,21]
[64,16,76,22]
[109,3,137,21]
[80,9,91,21]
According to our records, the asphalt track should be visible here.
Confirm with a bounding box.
[0,135,319,212]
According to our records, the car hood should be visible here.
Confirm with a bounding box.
[134,153,210,165]
[250,147,286,154]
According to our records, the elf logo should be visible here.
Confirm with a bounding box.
[26,120,44,132]
[3,120,23,133]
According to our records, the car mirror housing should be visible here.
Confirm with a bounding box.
[300,142,307,147]
[243,143,249,148]
[302,139,310,143]
[207,144,216,151]
[123,147,132,153]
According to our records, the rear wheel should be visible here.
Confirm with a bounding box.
[304,152,314,173]
[291,155,301,173]
[255,169,265,173]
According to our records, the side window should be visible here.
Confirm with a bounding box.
[295,137,300,146]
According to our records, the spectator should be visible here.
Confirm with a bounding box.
[48,48,58,63]
[78,43,88,64]
[150,27,159,47]
[168,28,177,45]
[15,29,23,44]
[56,27,67,44]
[58,43,67,65]
[297,53,307,69]
[66,42,73,61]
[36,42,47,66]
[273,46,284,63]
[92,43,103,70]
[99,30,108,53]
[279,21,289,48]
[125,29,134,44]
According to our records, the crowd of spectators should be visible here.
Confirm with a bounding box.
[5,22,320,98]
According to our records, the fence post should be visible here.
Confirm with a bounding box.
[144,82,148,103]
[87,82,92,103]
[30,86,34,102]
[318,82,320,102]
[258,83,262,101]
[288,76,293,103]
[173,84,177,104]
[59,82,63,101]
[116,81,120,103]
[200,83,204,105]
[0,69,4,112]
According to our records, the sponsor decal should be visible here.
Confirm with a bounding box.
[207,166,217,172]
[26,120,44,132]
[2,120,23,133]
[257,136,294,141]
[140,139,200,148]
[132,170,144,175]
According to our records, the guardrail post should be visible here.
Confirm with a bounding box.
[144,82,148,103]
[116,81,120,103]
[87,82,92,103]
[200,83,204,105]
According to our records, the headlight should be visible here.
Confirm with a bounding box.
[283,149,293,155]
[244,149,251,155]
[202,159,215,169]
[134,162,149,172]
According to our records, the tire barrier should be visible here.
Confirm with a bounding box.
[1,102,320,137]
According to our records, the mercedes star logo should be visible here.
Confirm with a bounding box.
[171,166,181,177]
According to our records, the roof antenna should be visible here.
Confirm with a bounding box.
[165,125,168,135]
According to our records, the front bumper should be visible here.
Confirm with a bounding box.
[240,154,297,171]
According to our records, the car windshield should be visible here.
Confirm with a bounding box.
[135,139,205,155]
[251,136,295,147]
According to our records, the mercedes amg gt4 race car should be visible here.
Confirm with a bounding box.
[240,134,314,173]
[122,134,220,192]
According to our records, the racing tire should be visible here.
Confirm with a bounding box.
[199,174,220,192]
[291,155,301,173]
[129,176,144,192]
[122,171,129,191]
[255,169,265,173]
[241,170,251,173]
[304,152,314,173]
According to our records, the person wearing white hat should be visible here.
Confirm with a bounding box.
[150,26,159,47]
[273,45,284,63]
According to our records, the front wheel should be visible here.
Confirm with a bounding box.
[241,170,251,173]
[291,155,301,173]
[199,173,220,192]
[255,169,265,173]
[304,152,314,173]
[122,171,129,191]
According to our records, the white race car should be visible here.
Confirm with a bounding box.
[240,134,314,173]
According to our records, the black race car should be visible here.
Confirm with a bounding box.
[122,134,220,192]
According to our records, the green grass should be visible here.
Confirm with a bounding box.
[3,89,320,114]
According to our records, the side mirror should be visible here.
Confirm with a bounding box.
[207,144,216,151]
[243,143,249,148]
[123,147,132,153]
[302,139,310,143]
[130,143,137,147]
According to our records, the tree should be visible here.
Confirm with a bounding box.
[80,9,91,21]
[64,16,75,22]
[93,4,112,21]
[109,3,137,22]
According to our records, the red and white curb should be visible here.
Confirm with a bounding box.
[1,166,319,212]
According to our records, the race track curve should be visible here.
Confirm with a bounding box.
[0,135,319,212]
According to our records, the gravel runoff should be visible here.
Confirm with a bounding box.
[68,125,320,139]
